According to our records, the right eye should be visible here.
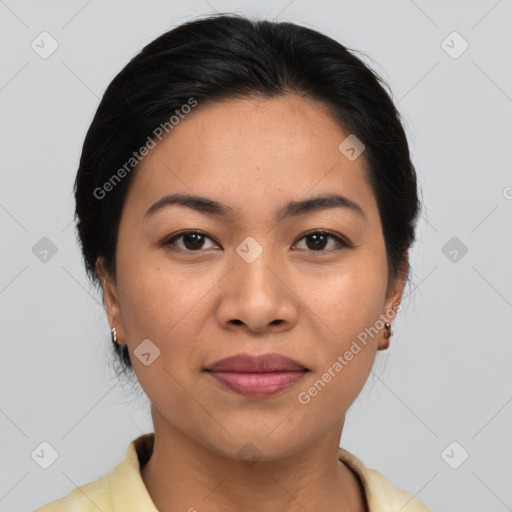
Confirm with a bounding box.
[162,230,220,252]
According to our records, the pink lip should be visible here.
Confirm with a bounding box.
[204,353,309,398]
[205,352,307,372]
[208,371,307,398]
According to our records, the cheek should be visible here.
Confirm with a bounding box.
[303,258,387,344]
[116,253,215,394]
[116,266,200,412]
[117,242,202,338]
[294,272,384,417]
[298,258,386,394]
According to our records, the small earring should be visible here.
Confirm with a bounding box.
[111,326,118,345]
[379,322,393,350]
[383,322,393,339]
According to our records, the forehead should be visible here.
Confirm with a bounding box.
[122,95,376,225]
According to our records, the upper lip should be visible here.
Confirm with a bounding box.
[205,353,308,373]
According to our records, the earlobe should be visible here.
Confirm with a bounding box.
[378,322,393,350]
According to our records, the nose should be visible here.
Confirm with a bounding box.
[215,246,299,334]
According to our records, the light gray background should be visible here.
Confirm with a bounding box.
[1,1,511,511]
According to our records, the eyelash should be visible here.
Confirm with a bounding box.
[162,229,350,255]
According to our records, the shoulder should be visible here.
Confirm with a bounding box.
[33,433,156,512]
[338,448,432,512]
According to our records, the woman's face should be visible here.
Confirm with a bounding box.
[98,95,405,460]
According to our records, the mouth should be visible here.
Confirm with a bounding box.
[204,353,310,398]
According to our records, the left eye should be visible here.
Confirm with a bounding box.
[293,231,348,253]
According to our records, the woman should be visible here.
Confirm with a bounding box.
[36,13,430,512]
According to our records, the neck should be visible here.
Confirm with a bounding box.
[140,411,367,512]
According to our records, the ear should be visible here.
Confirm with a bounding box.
[95,257,126,346]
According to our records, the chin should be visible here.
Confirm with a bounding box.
[203,427,307,464]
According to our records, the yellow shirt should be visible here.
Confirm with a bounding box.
[34,433,431,511]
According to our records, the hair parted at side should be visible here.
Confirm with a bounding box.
[74,12,421,374]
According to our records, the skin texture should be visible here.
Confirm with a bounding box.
[97,95,407,511]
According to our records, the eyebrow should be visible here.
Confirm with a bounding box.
[144,192,366,222]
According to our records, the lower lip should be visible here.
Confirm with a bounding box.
[207,371,307,398]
